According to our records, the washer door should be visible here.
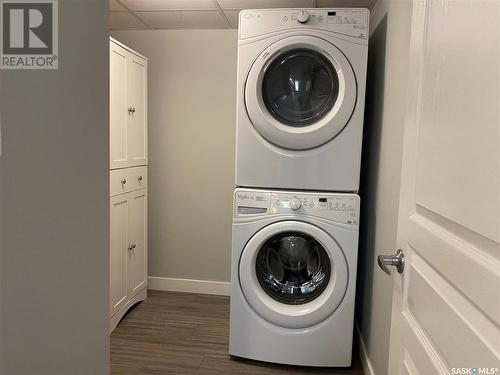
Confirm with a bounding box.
[245,35,357,150]
[239,221,348,328]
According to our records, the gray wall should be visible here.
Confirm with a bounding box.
[0,1,109,374]
[111,30,237,282]
[356,1,412,374]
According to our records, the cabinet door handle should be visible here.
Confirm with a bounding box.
[121,178,127,184]
[128,107,136,114]
[138,175,143,181]
[128,243,136,251]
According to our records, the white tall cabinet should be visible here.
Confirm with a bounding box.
[109,38,148,332]
[110,39,148,169]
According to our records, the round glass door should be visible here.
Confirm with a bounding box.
[239,221,348,329]
[255,231,331,304]
[245,35,357,150]
[262,49,339,127]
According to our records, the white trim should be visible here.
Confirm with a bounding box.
[356,322,376,375]
[148,276,230,296]
[110,288,147,333]
[110,37,149,61]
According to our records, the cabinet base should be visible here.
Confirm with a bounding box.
[109,288,147,333]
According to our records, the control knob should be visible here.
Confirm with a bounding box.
[290,198,302,210]
[296,10,310,24]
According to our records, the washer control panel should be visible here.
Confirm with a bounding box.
[239,8,369,40]
[234,189,359,226]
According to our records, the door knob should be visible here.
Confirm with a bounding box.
[378,249,405,275]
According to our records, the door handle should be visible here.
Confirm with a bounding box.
[128,243,136,251]
[378,249,405,275]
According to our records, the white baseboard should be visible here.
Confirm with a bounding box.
[356,321,376,375]
[148,276,230,296]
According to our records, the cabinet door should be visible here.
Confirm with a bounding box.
[110,42,129,169]
[128,189,147,296]
[110,195,129,317]
[127,55,148,167]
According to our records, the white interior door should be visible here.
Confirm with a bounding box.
[385,1,500,374]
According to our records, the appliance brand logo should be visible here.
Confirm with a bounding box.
[1,0,58,69]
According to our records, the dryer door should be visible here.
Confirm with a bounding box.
[239,221,348,328]
[245,35,357,150]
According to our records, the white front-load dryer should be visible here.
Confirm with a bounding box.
[229,188,360,367]
[235,9,369,192]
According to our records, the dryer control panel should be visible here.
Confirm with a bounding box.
[234,189,359,226]
[239,8,369,41]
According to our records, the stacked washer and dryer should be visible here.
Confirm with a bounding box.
[229,8,369,367]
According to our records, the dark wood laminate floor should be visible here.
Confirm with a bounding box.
[110,290,364,375]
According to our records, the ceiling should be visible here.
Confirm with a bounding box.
[109,0,376,30]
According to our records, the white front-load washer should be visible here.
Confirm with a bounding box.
[235,8,369,192]
[229,188,360,367]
